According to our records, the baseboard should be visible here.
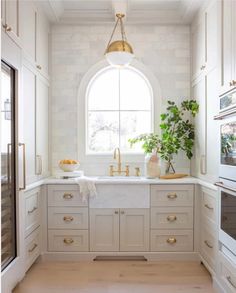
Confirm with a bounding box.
[40,251,200,262]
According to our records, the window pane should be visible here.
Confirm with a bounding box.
[88,68,119,110]
[120,68,152,111]
[87,111,119,152]
[120,111,152,152]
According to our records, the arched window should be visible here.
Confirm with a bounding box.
[86,66,153,154]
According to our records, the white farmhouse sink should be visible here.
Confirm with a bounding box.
[97,176,142,180]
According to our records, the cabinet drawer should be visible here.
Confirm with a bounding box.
[151,185,194,207]
[25,227,41,271]
[48,185,87,207]
[48,207,88,230]
[150,229,193,252]
[48,230,88,252]
[202,189,217,225]
[219,252,236,293]
[200,223,217,271]
[25,188,40,237]
[151,207,193,229]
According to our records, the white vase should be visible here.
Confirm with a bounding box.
[145,152,161,178]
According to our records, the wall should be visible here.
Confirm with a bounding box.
[51,24,191,175]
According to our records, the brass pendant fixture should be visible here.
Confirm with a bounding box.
[105,13,134,67]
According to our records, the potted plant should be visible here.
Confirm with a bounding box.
[129,99,199,175]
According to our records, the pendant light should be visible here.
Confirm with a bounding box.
[105,13,134,67]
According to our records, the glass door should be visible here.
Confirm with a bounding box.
[1,61,17,271]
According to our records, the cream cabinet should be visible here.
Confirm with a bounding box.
[220,0,236,95]
[199,187,218,273]
[90,208,150,252]
[1,0,20,44]
[36,76,49,178]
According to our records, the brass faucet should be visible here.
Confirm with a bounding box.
[109,147,129,176]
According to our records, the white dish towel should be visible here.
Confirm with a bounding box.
[74,176,97,202]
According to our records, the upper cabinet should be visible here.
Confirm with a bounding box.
[191,0,218,82]
[1,0,20,43]
[20,1,50,79]
[220,0,236,95]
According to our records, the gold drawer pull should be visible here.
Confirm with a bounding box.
[204,204,213,210]
[167,193,177,199]
[63,193,73,199]
[227,276,236,289]
[63,216,74,222]
[204,240,213,249]
[63,238,74,245]
[167,215,177,222]
[114,210,119,214]
[28,243,38,253]
[167,237,177,244]
[28,206,37,214]
[120,211,125,215]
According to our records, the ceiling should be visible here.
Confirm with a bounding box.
[41,0,203,24]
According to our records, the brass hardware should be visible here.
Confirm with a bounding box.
[167,215,177,222]
[204,204,213,210]
[120,211,125,215]
[135,167,140,177]
[63,238,74,245]
[28,243,38,253]
[28,206,37,214]
[232,80,236,86]
[215,181,236,193]
[204,240,213,249]
[63,216,74,222]
[109,147,129,176]
[3,24,12,31]
[167,193,177,199]
[167,237,177,244]
[114,210,119,214]
[227,276,236,289]
[19,143,26,191]
[63,193,73,199]
[36,155,42,175]
[200,65,206,70]
[37,65,42,70]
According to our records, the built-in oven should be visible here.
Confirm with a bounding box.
[216,179,236,257]
[219,116,236,182]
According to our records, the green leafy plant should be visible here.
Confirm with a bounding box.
[129,99,199,173]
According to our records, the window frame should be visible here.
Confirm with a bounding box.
[85,65,154,155]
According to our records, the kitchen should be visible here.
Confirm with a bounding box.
[1,0,236,292]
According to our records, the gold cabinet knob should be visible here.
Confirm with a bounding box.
[63,238,74,245]
[120,211,125,215]
[63,193,73,199]
[63,216,74,222]
[114,210,119,214]
[167,193,177,199]
[167,215,177,222]
[37,65,42,70]
[167,237,177,244]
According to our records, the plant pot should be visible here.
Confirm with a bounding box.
[145,153,161,178]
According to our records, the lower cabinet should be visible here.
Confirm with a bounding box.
[219,251,236,293]
[90,208,150,252]
[25,227,41,272]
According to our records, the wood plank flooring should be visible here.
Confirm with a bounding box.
[13,260,215,293]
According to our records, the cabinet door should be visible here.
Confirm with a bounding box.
[206,0,218,72]
[220,0,233,94]
[192,76,207,176]
[22,64,36,184]
[36,76,49,177]
[36,9,49,77]
[120,209,149,252]
[90,209,119,252]
[192,17,206,80]
[20,0,36,64]
[5,0,20,42]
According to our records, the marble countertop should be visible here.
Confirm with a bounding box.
[24,175,218,192]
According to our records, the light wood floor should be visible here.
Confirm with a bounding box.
[13,260,215,293]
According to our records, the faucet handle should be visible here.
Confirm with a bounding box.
[135,167,140,177]
[125,165,129,176]
[109,165,114,176]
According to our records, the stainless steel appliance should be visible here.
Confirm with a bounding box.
[1,61,17,271]
[216,179,236,257]
[220,116,236,182]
